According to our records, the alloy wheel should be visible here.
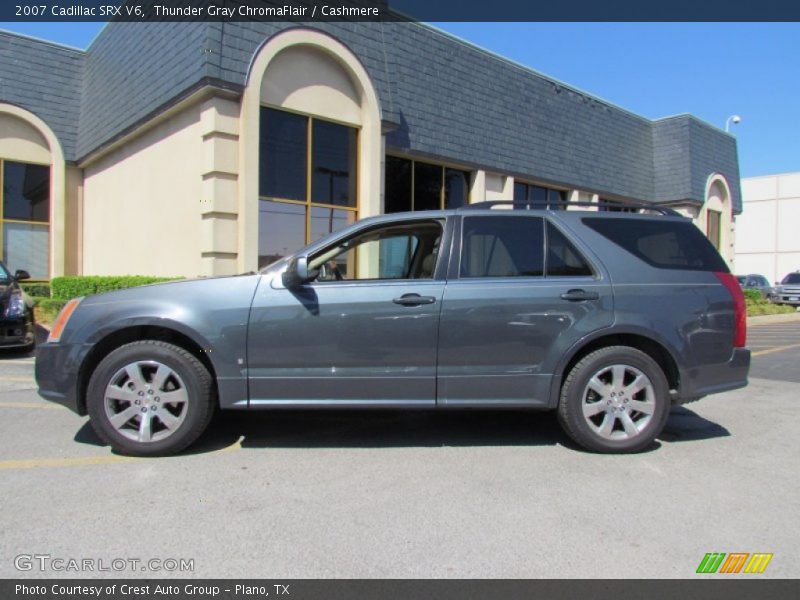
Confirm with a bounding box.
[581,363,656,440]
[103,360,189,443]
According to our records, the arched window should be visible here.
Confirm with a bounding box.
[239,29,382,273]
[0,106,64,279]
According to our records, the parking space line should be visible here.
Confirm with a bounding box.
[0,376,35,382]
[0,455,134,470]
[748,333,800,337]
[221,436,244,452]
[0,439,244,471]
[0,359,35,365]
[0,402,59,409]
[752,343,800,357]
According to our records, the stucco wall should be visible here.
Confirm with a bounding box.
[82,103,205,277]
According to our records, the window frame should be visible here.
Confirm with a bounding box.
[0,157,52,281]
[384,153,472,212]
[304,216,451,285]
[513,180,569,210]
[454,214,597,281]
[258,105,360,257]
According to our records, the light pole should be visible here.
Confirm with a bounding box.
[725,114,742,133]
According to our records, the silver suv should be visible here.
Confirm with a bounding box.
[36,203,750,456]
[775,271,800,306]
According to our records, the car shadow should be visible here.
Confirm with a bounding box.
[73,405,728,456]
[659,405,731,443]
[74,410,576,453]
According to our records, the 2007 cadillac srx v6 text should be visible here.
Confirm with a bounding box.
[36,202,750,456]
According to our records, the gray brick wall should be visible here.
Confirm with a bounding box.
[0,22,741,212]
[0,31,83,160]
[653,116,741,213]
[384,22,656,201]
[653,117,692,203]
[687,118,741,212]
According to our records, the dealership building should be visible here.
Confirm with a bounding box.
[734,171,800,284]
[0,20,741,280]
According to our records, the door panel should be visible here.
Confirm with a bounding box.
[246,217,450,407]
[437,278,613,406]
[247,279,444,406]
[437,214,613,407]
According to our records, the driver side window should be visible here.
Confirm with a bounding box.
[309,221,442,282]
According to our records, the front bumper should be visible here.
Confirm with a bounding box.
[35,340,91,415]
[776,295,800,306]
[0,314,35,348]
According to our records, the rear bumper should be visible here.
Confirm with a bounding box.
[680,348,750,400]
[35,341,91,415]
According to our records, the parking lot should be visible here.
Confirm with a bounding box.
[1,320,799,579]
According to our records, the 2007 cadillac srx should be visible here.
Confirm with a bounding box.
[36,202,750,456]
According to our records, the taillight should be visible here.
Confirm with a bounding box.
[715,272,746,348]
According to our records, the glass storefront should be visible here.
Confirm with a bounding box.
[513,181,566,210]
[1,160,50,279]
[258,107,358,268]
[385,156,471,213]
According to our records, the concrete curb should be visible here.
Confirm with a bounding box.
[747,310,800,327]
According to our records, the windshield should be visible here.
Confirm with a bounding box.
[781,273,800,285]
[736,276,746,285]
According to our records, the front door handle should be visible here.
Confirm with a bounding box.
[393,294,436,306]
[560,289,599,302]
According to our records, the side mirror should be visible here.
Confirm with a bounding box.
[282,256,319,288]
[14,269,31,281]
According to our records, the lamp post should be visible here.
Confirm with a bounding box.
[725,115,742,133]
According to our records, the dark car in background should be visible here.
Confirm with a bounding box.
[0,261,35,352]
[36,202,750,456]
[774,271,800,306]
[736,274,776,301]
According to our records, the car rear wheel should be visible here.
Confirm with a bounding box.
[557,346,670,453]
[87,340,215,456]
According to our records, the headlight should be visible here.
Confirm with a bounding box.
[4,291,25,317]
[48,297,83,342]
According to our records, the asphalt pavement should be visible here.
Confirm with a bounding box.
[1,320,798,579]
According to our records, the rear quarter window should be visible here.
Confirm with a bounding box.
[583,217,728,272]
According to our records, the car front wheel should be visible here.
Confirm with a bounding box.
[87,340,215,456]
[557,346,670,453]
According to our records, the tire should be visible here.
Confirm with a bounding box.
[87,340,215,457]
[557,346,670,453]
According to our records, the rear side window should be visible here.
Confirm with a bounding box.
[461,216,544,278]
[546,222,593,277]
[583,217,728,272]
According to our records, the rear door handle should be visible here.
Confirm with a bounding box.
[393,294,436,306]
[560,289,599,302]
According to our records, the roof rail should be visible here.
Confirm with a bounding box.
[463,200,683,217]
